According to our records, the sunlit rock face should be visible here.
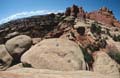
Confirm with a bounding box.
[0,5,119,78]
[87,7,120,27]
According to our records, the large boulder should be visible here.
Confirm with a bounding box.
[21,38,86,71]
[5,35,32,61]
[0,68,111,78]
[0,45,13,70]
[93,51,120,78]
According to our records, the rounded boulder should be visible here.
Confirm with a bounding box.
[5,35,32,61]
[0,45,13,70]
[21,38,86,71]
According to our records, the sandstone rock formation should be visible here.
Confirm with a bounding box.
[65,5,86,20]
[32,38,42,45]
[5,35,32,62]
[4,32,20,39]
[0,68,111,78]
[0,45,13,70]
[21,38,86,71]
[87,7,120,27]
[64,5,120,27]
[7,63,24,70]
[0,13,63,44]
[0,5,119,78]
[106,38,120,64]
[93,51,120,78]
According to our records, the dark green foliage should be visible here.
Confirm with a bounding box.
[87,44,100,52]
[23,63,32,67]
[108,52,120,64]
[77,27,85,35]
[98,39,107,48]
[80,46,94,63]
[113,35,120,41]
[90,22,101,34]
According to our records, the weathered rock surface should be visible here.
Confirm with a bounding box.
[0,45,13,70]
[7,63,24,70]
[93,51,120,78]
[0,68,112,78]
[0,5,120,78]
[5,35,32,61]
[106,38,120,64]
[4,32,20,39]
[32,38,42,45]
[87,7,120,27]
[64,5,120,27]
[65,5,86,20]
[21,38,86,71]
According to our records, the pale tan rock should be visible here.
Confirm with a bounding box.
[21,38,86,71]
[32,38,41,45]
[106,38,120,63]
[5,35,32,60]
[60,32,75,40]
[74,20,90,29]
[0,45,13,71]
[0,68,111,78]
[5,32,19,39]
[64,16,75,22]
[7,63,24,70]
[93,51,120,78]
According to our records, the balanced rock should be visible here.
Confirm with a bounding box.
[5,35,32,61]
[0,45,13,70]
[1,68,111,78]
[21,38,86,71]
[93,51,120,78]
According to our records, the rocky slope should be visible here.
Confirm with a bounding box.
[0,5,120,78]
[0,13,63,43]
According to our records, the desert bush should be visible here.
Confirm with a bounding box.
[108,51,120,64]
[90,22,101,34]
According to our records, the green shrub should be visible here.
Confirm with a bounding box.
[90,22,101,34]
[80,46,94,63]
[108,52,120,64]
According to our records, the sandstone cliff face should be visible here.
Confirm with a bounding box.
[0,5,120,78]
[87,7,120,27]
[65,5,86,20]
[65,5,120,27]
